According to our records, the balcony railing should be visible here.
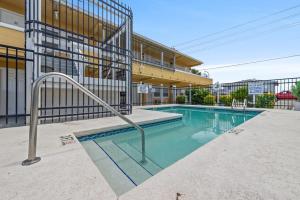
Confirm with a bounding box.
[133,51,173,70]
[133,51,210,78]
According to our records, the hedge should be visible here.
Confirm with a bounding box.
[176,95,186,104]
[203,95,216,105]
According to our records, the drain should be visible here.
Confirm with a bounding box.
[228,128,244,135]
[60,135,76,145]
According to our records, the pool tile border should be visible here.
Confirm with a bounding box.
[78,117,183,142]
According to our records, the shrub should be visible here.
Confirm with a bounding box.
[255,93,276,108]
[189,88,209,104]
[231,87,248,101]
[203,95,216,105]
[154,99,161,105]
[219,95,233,106]
[176,95,186,104]
[292,81,300,101]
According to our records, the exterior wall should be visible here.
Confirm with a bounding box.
[0,27,24,48]
[133,62,213,87]
[0,68,26,116]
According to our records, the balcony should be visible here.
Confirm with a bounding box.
[132,61,212,87]
[133,51,209,79]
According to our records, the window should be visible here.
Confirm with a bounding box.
[163,88,169,97]
[41,56,79,76]
[42,41,59,49]
[67,35,84,43]
[153,87,169,97]
[154,89,160,97]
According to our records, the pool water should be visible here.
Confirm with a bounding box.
[79,106,260,194]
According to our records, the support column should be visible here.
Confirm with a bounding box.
[173,85,177,103]
[112,39,116,80]
[160,84,164,105]
[161,52,164,67]
[189,84,192,104]
[125,18,132,112]
[140,43,143,61]
[139,81,143,106]
[25,0,42,124]
[173,55,176,70]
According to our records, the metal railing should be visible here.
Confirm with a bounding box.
[231,98,247,111]
[22,72,145,166]
[231,98,237,109]
[243,99,247,111]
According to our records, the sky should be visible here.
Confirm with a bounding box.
[122,0,300,83]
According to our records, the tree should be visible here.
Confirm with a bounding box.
[191,69,202,75]
[186,88,210,104]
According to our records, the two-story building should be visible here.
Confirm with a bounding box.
[0,0,212,127]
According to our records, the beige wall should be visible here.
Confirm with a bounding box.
[133,62,212,87]
[0,27,24,48]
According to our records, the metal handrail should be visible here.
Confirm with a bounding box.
[231,98,236,109]
[231,98,247,112]
[243,98,247,111]
[22,72,146,166]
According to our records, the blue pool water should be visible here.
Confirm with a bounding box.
[79,107,260,190]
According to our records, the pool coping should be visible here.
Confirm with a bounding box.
[77,117,183,142]
[74,113,183,138]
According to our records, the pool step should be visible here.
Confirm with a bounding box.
[117,142,162,175]
[81,141,135,195]
[96,140,153,185]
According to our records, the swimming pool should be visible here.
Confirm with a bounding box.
[79,106,260,194]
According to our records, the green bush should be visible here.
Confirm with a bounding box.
[231,87,248,101]
[255,93,276,108]
[188,88,209,104]
[219,95,233,106]
[176,95,186,104]
[292,81,300,101]
[154,99,161,105]
[203,95,216,105]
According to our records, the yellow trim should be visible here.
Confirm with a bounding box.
[0,27,24,48]
[132,61,212,87]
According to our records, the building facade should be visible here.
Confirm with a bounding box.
[132,34,212,105]
[0,0,212,127]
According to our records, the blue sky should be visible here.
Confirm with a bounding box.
[123,0,300,83]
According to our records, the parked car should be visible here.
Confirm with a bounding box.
[276,91,297,100]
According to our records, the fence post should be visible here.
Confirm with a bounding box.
[139,81,143,106]
[173,85,177,104]
[160,84,163,104]
[189,84,192,104]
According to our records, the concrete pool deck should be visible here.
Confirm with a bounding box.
[0,108,181,200]
[0,105,300,200]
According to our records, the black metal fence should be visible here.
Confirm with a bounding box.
[0,44,34,128]
[25,0,133,123]
[1,0,133,128]
[132,77,300,110]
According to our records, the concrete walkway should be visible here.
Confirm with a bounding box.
[0,108,181,200]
